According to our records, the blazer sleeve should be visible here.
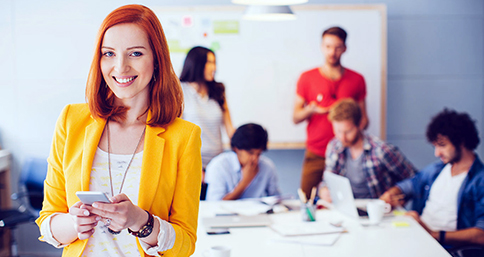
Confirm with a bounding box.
[36,105,70,235]
[163,124,202,256]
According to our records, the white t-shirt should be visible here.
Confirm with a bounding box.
[420,164,467,231]
[181,82,224,168]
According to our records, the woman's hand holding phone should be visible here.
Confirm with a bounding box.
[88,193,147,234]
[69,191,112,240]
[68,201,101,240]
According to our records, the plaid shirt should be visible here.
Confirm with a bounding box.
[324,134,417,198]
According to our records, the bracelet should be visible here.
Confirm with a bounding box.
[439,231,446,244]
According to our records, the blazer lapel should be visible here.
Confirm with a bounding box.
[138,124,165,210]
[81,117,106,191]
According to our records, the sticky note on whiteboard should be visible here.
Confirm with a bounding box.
[182,15,193,27]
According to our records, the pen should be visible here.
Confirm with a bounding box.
[309,187,317,206]
[297,188,307,203]
[305,205,315,221]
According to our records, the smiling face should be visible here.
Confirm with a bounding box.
[100,23,154,106]
[321,34,346,67]
[204,52,216,82]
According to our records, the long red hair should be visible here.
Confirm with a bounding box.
[86,4,183,126]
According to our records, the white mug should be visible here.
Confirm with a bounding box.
[366,199,391,224]
[203,246,231,257]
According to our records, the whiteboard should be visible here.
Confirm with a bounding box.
[154,5,387,148]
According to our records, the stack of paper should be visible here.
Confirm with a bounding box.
[270,222,345,236]
[272,233,343,246]
[270,222,346,246]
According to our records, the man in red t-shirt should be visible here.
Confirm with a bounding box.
[293,26,368,198]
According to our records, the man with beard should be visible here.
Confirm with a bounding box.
[293,26,369,199]
[319,99,416,201]
[381,109,484,250]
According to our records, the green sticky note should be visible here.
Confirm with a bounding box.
[167,40,190,54]
[392,221,410,227]
[210,42,221,51]
[213,21,239,34]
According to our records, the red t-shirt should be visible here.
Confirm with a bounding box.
[296,67,366,157]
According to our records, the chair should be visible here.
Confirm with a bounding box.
[200,182,208,201]
[449,245,484,257]
[0,157,47,257]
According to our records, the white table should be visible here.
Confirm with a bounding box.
[193,200,451,257]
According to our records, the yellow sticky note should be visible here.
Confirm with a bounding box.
[392,221,410,227]
[393,210,406,216]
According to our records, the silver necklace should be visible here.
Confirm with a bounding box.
[106,120,146,197]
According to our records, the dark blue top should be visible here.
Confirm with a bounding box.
[396,154,484,232]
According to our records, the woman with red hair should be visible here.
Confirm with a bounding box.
[36,4,202,257]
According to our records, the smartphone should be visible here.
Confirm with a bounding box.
[206,228,230,235]
[76,191,111,205]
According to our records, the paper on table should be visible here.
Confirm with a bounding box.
[220,200,272,216]
[272,233,343,246]
[270,222,346,236]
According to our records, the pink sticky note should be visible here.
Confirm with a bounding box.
[182,15,193,27]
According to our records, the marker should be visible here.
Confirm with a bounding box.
[297,188,307,203]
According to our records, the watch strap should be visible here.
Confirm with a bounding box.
[439,230,446,244]
[128,210,154,238]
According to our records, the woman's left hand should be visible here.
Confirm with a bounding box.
[88,193,148,233]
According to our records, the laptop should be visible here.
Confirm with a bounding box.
[203,214,272,229]
[323,171,371,219]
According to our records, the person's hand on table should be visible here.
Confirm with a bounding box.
[380,187,405,208]
[318,186,332,203]
[405,210,438,239]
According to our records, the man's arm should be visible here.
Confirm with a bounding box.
[205,160,230,201]
[407,211,484,246]
[292,95,327,124]
[438,228,484,246]
[222,157,259,200]
[380,186,406,208]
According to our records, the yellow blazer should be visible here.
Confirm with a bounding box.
[36,104,202,257]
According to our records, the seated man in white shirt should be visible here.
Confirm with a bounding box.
[205,123,281,200]
[381,109,484,251]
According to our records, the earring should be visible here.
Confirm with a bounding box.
[153,75,157,82]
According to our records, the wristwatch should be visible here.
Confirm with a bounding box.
[128,210,154,238]
[439,231,446,244]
